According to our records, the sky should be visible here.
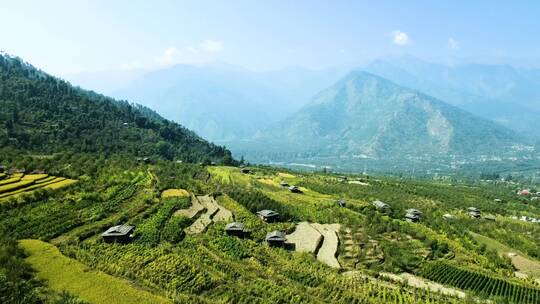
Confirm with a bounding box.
[2,0,540,77]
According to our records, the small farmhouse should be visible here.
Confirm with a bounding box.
[102,224,135,243]
[467,207,481,218]
[257,209,280,222]
[280,181,289,187]
[518,189,531,196]
[225,222,246,237]
[337,200,347,207]
[405,209,422,222]
[265,231,286,247]
[288,186,302,193]
[241,168,251,174]
[372,200,390,211]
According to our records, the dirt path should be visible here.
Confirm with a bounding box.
[311,223,341,268]
[173,195,204,219]
[286,222,323,253]
[380,272,466,299]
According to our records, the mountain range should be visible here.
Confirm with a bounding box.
[68,57,540,144]
[230,71,528,164]
[71,64,346,141]
[364,57,540,138]
[5,53,539,172]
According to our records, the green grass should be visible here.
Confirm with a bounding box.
[19,239,171,304]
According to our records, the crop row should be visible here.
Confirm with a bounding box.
[421,261,540,303]
[135,197,190,246]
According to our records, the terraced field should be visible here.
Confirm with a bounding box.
[0,173,77,200]
[181,195,233,234]
[312,223,341,268]
[286,222,323,253]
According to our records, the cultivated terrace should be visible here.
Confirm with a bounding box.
[1,151,540,304]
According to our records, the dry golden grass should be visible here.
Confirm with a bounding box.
[161,188,190,198]
[19,239,171,304]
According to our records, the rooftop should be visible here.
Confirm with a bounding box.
[406,208,422,215]
[225,222,245,231]
[102,224,134,237]
[265,231,286,241]
[372,200,390,209]
[257,209,279,217]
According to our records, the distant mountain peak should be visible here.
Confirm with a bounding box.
[236,70,526,161]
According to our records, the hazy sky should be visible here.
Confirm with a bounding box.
[2,0,539,76]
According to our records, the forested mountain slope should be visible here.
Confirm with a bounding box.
[0,54,234,164]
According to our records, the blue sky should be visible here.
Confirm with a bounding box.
[2,0,539,76]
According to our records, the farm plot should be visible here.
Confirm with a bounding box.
[286,222,322,253]
[421,261,540,304]
[161,188,190,198]
[183,195,233,234]
[173,195,205,219]
[312,223,341,268]
[20,239,171,304]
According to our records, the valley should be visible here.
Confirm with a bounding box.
[2,17,540,303]
[2,160,539,303]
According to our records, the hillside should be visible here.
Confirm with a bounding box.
[364,57,540,138]
[0,54,234,164]
[231,71,529,165]
[1,156,540,303]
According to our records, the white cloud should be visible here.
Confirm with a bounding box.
[392,30,410,46]
[155,47,180,66]
[154,40,224,67]
[199,40,224,53]
[119,60,144,71]
[447,38,460,50]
